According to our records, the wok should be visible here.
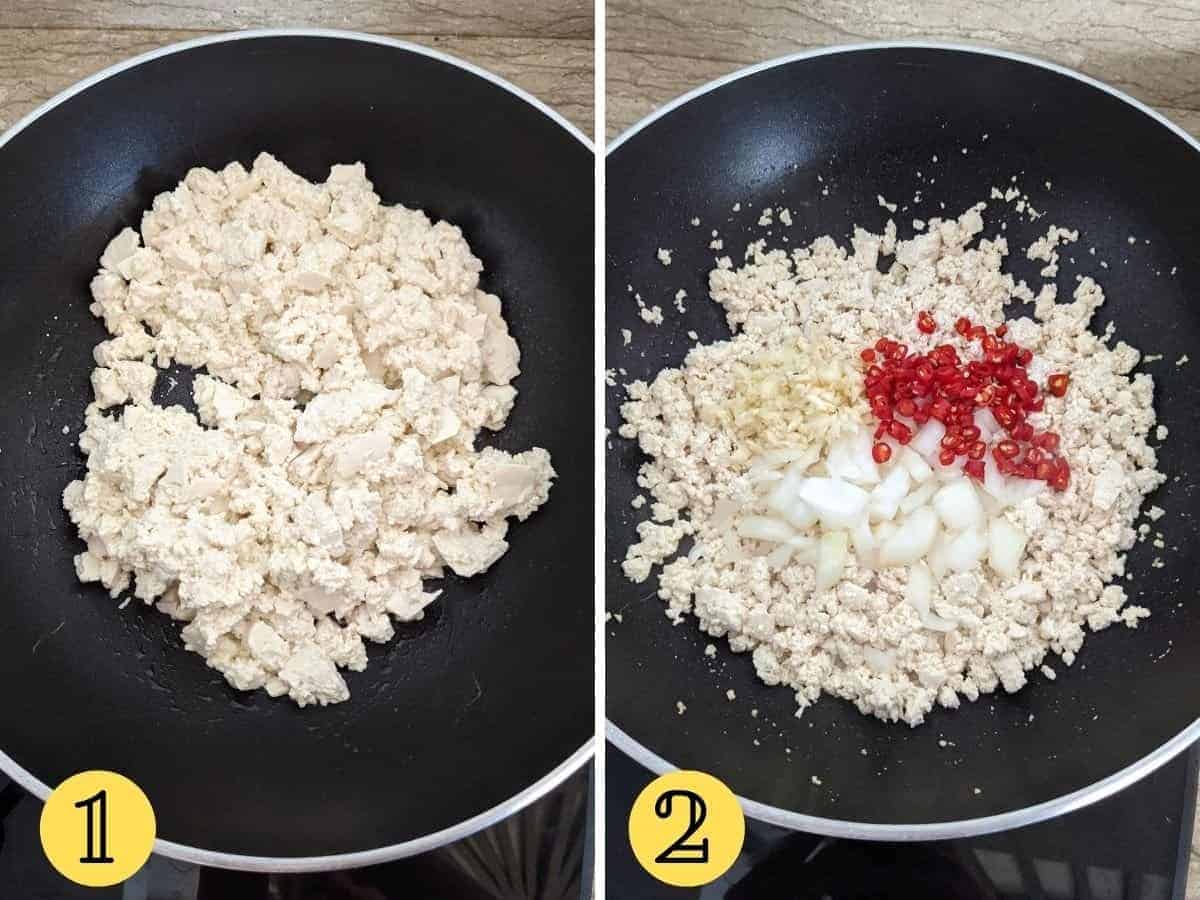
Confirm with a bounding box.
[606,43,1200,838]
[0,30,593,869]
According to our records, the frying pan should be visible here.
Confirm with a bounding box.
[0,30,593,869]
[606,43,1200,839]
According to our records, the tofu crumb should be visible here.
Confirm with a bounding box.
[674,289,688,313]
[751,708,759,718]
[779,208,793,226]
[704,643,716,657]
[973,787,982,795]
[690,217,700,227]
[877,194,898,213]
[640,305,664,326]
[1148,505,1165,521]
[811,775,822,786]
[1041,665,1057,680]
[725,689,736,701]
[1177,354,1190,366]
[1156,425,1168,440]
[676,701,687,715]
[732,202,741,212]
[621,328,632,346]
[656,248,673,266]
[687,330,699,340]
[631,494,646,509]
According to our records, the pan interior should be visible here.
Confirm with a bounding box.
[0,35,593,859]
[606,46,1200,828]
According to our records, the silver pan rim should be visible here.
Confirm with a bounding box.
[0,26,593,871]
[606,38,1200,840]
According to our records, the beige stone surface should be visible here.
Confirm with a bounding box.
[0,3,592,135]
[607,0,1200,139]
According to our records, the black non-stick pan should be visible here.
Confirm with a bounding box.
[0,30,593,868]
[607,43,1200,838]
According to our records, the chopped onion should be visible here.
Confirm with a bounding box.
[904,560,934,617]
[849,428,882,485]
[898,479,937,515]
[874,520,899,546]
[849,520,876,564]
[910,420,946,458]
[748,468,785,488]
[977,489,1003,517]
[927,531,951,577]
[736,516,794,543]
[932,479,985,531]
[974,407,1001,440]
[944,527,988,572]
[1005,477,1047,505]
[897,446,934,483]
[902,561,956,630]
[867,465,911,522]
[981,455,1009,501]
[814,530,849,593]
[787,534,819,565]
[826,431,880,485]
[988,518,1027,578]
[878,506,939,566]
[766,470,803,515]
[934,455,965,479]
[766,542,795,569]
[798,477,870,529]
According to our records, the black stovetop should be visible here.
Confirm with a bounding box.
[0,765,591,899]
[607,740,1198,899]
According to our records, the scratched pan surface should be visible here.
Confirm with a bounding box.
[0,33,592,864]
[606,45,1200,835]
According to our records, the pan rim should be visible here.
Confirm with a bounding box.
[606,39,1200,839]
[0,26,593,870]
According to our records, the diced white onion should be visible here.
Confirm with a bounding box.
[766,542,795,569]
[868,465,911,522]
[974,408,1001,440]
[904,561,933,617]
[898,479,937,515]
[878,506,939,566]
[982,455,1009,501]
[988,518,1027,578]
[910,420,946,458]
[897,446,934,483]
[798,477,870,529]
[736,516,794,543]
[1005,477,1047,505]
[787,534,819,565]
[932,480,985,531]
[849,520,876,565]
[943,527,988,572]
[814,530,849,593]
